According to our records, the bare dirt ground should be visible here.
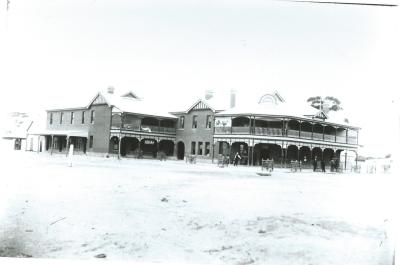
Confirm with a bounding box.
[0,151,396,265]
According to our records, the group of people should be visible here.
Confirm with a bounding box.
[312,157,340,172]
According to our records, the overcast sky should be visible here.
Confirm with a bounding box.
[0,0,399,156]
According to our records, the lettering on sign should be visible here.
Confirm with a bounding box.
[144,140,155,145]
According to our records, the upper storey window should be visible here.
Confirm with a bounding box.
[90,110,95,124]
[192,115,197,129]
[206,115,212,128]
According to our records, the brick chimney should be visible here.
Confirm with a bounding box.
[205,90,214,100]
[230,89,236,108]
[107,86,115,94]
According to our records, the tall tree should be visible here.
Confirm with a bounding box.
[307,96,342,113]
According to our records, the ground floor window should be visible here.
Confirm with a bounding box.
[191,141,196,155]
[205,142,210,155]
[198,142,203,155]
[89,136,93,148]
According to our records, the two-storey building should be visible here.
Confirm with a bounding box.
[30,89,360,169]
[213,92,360,167]
[36,88,177,157]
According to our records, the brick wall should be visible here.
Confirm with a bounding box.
[46,104,112,153]
[175,109,215,159]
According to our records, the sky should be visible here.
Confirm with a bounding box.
[0,0,399,156]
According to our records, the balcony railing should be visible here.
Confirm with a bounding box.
[232,126,250,134]
[287,129,300,137]
[112,124,176,134]
[313,132,323,140]
[324,134,335,142]
[255,127,282,136]
[215,127,231,134]
[300,131,312,139]
[336,136,346,143]
[348,136,357,144]
[213,126,358,145]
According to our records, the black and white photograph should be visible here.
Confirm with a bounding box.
[0,0,398,264]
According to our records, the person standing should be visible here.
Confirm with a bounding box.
[234,152,241,166]
[313,157,317,172]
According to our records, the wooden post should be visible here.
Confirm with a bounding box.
[37,136,40,153]
[252,142,255,166]
[228,142,232,164]
[247,144,250,166]
[335,127,337,143]
[66,136,69,157]
[118,135,121,159]
[51,135,54,155]
[297,146,300,161]
[311,123,314,139]
[299,122,301,138]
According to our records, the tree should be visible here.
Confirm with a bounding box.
[307,96,343,113]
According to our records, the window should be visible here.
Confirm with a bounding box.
[206,115,212,128]
[70,112,74,124]
[191,141,196,155]
[90,110,95,124]
[60,112,64,124]
[81,111,85,124]
[205,142,210,155]
[50,113,53,125]
[89,136,93,148]
[192,115,197,129]
[198,142,203,155]
[179,116,185,129]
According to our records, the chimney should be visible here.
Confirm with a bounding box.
[107,86,115,94]
[230,89,236,108]
[205,90,214,100]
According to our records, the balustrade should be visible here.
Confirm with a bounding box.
[287,129,300,137]
[215,127,231,134]
[232,126,250,134]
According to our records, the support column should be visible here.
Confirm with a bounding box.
[212,143,215,163]
[37,136,40,153]
[51,135,54,155]
[335,127,337,143]
[228,142,232,164]
[299,122,301,138]
[118,136,122,159]
[66,136,70,157]
[344,151,348,171]
[173,142,178,158]
[247,144,250,166]
[297,146,300,161]
[311,123,314,139]
[155,140,159,158]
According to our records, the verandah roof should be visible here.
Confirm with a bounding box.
[28,130,89,138]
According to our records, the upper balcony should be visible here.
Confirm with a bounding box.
[214,116,359,145]
[111,114,176,135]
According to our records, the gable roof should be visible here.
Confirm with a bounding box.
[184,99,215,113]
[88,92,176,119]
[121,91,140,99]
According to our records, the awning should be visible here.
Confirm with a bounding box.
[28,130,89,138]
